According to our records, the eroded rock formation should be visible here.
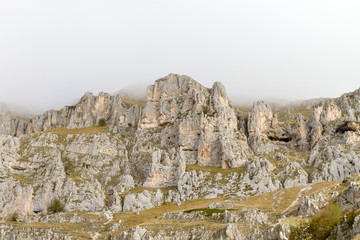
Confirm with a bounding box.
[0,74,360,239]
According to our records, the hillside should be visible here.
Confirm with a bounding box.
[0,73,360,239]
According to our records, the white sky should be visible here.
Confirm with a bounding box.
[1,0,360,113]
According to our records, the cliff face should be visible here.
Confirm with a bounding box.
[0,92,142,136]
[0,74,360,239]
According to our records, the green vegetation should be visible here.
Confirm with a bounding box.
[202,106,209,115]
[62,157,86,183]
[62,157,75,176]
[82,163,90,169]
[49,198,65,213]
[11,212,19,222]
[184,208,234,216]
[3,182,349,239]
[289,203,343,240]
[110,197,225,235]
[10,173,34,185]
[98,118,106,126]
[345,210,357,228]
[310,203,342,239]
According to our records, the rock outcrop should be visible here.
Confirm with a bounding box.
[0,92,142,136]
[139,74,252,168]
[0,74,360,239]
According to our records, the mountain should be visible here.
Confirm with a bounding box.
[0,73,360,239]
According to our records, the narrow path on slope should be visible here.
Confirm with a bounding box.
[281,185,312,214]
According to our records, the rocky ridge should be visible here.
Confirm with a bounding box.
[0,74,360,239]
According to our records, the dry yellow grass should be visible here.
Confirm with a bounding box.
[2,219,100,239]
[10,173,34,185]
[107,181,341,238]
[235,191,275,212]
[303,181,341,196]
[228,186,302,213]
[352,235,360,240]
[286,150,311,162]
[186,164,246,179]
[274,107,313,126]
[109,181,343,238]
[145,219,226,232]
[3,180,345,239]
[273,186,304,213]
[227,181,342,215]
[1,211,110,239]
[107,197,225,237]
[46,126,110,135]
[292,107,313,119]
[122,96,147,108]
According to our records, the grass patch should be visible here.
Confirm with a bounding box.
[267,106,314,128]
[303,181,342,197]
[289,203,342,240]
[70,175,86,183]
[11,212,19,222]
[186,164,246,180]
[48,198,65,213]
[274,187,304,213]
[98,118,106,126]
[4,220,97,239]
[228,182,342,214]
[145,220,226,232]
[234,106,251,118]
[287,150,311,163]
[62,157,86,183]
[184,208,234,216]
[121,96,146,108]
[109,197,225,237]
[46,126,110,135]
[10,174,34,185]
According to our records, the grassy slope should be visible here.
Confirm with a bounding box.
[5,104,351,238]
[1,180,346,239]
[46,126,111,135]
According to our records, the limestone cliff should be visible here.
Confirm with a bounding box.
[0,74,360,239]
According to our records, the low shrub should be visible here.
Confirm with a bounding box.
[345,210,357,227]
[11,212,19,222]
[310,203,342,239]
[290,203,342,240]
[289,223,312,240]
[98,118,106,126]
[48,198,64,213]
[184,208,234,216]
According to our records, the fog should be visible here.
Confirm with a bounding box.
[1,0,359,114]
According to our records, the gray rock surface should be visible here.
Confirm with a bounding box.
[0,74,360,239]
